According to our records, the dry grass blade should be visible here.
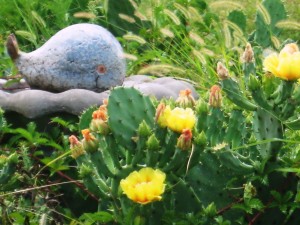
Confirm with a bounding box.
[123,53,138,61]
[160,28,175,38]
[189,31,205,46]
[163,9,181,25]
[73,12,96,19]
[276,20,300,30]
[174,2,190,19]
[118,13,136,23]
[137,64,186,76]
[123,34,146,44]
[209,1,244,11]
[257,2,271,25]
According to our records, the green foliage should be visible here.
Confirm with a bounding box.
[78,211,114,224]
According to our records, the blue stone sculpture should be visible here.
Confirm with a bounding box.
[6,23,126,92]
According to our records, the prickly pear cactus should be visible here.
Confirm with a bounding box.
[227,10,247,32]
[67,24,300,224]
[254,0,286,48]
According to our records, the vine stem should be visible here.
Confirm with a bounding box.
[56,171,98,202]
[217,198,243,215]
[248,200,273,225]
[31,154,98,202]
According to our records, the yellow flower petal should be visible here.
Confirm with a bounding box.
[120,167,166,204]
[263,43,300,81]
[167,107,196,133]
[263,53,279,76]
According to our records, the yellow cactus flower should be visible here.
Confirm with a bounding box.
[120,167,166,204]
[166,107,196,133]
[263,43,300,80]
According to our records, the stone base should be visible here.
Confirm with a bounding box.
[0,75,198,118]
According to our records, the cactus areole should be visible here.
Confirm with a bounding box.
[6,23,126,92]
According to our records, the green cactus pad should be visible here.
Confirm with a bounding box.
[185,152,244,218]
[107,87,156,150]
[227,10,246,32]
[253,108,283,159]
[254,0,287,47]
[221,78,257,111]
[78,105,98,131]
[206,108,226,146]
[225,109,247,148]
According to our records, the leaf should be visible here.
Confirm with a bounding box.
[45,141,64,151]
[10,128,33,142]
[271,190,282,202]
[51,117,70,128]
[79,211,114,223]
[233,198,264,214]
[247,198,264,211]
[276,168,300,173]
[3,78,22,88]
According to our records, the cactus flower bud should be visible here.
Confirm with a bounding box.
[244,182,257,200]
[137,120,152,137]
[263,43,300,80]
[155,103,171,128]
[176,89,196,108]
[79,164,93,177]
[146,134,160,151]
[194,131,207,146]
[90,119,110,135]
[281,43,299,55]
[242,43,254,63]
[177,128,193,150]
[90,105,110,134]
[195,98,209,114]
[69,135,85,159]
[102,98,109,106]
[209,85,222,108]
[248,74,260,91]
[217,62,229,80]
[92,107,108,121]
[81,129,99,153]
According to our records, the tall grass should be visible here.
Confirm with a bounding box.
[0,0,299,84]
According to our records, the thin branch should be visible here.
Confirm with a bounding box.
[217,198,243,215]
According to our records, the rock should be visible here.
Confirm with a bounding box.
[6,23,126,92]
[0,75,198,118]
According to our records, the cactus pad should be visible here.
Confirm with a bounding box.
[107,87,156,149]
